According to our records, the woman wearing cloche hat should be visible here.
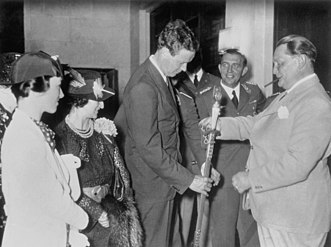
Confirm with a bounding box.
[55,68,143,247]
[1,51,89,247]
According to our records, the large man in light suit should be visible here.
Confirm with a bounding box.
[201,35,331,247]
[114,19,214,247]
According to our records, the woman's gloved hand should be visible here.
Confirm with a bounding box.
[98,211,109,228]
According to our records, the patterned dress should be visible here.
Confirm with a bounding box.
[55,120,143,247]
[0,103,12,244]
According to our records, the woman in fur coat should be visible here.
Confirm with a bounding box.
[55,69,143,247]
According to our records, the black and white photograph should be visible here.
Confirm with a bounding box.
[0,0,331,246]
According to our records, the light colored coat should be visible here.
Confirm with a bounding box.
[1,109,88,247]
[219,74,331,234]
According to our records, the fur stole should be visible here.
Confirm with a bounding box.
[102,195,143,247]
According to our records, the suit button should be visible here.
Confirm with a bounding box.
[250,145,254,150]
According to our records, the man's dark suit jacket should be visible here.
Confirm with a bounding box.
[115,58,194,205]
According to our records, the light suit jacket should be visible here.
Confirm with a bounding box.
[115,58,194,204]
[1,109,88,247]
[219,74,331,234]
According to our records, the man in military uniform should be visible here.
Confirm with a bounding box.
[175,52,220,246]
[195,49,264,247]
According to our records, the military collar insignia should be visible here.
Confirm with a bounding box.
[179,91,193,99]
[199,86,212,95]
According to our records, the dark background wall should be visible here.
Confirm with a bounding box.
[274,0,331,93]
[0,1,24,53]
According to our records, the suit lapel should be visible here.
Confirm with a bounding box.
[198,72,209,90]
[147,60,179,118]
[179,78,196,99]
[237,85,249,111]
[184,76,196,92]
[259,91,287,117]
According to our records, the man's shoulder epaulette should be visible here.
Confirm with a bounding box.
[242,81,263,94]
[201,73,220,86]
[243,81,260,89]
[205,72,220,80]
[241,83,252,94]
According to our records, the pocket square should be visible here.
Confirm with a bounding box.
[277,105,289,119]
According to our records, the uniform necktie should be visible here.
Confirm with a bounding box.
[194,74,199,88]
[232,90,239,108]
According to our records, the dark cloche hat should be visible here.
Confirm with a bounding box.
[67,69,115,101]
[11,51,63,84]
[0,52,22,85]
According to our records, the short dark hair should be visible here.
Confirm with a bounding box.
[157,19,199,56]
[220,49,247,67]
[67,96,89,108]
[276,34,317,63]
[187,50,202,74]
[11,76,51,99]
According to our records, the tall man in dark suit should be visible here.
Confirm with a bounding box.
[114,19,214,247]
[195,49,264,247]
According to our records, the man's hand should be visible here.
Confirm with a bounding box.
[199,117,213,133]
[189,175,213,196]
[210,168,220,186]
[201,163,220,186]
[199,117,221,136]
[232,171,251,194]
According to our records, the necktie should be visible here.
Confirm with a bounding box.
[167,78,176,103]
[232,90,239,109]
[194,74,199,88]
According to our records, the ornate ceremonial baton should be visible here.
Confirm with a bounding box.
[193,86,222,247]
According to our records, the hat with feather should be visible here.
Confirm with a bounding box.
[67,69,115,101]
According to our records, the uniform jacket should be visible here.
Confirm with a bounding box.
[219,74,331,234]
[195,73,265,188]
[175,73,207,174]
[115,58,194,204]
[1,109,88,247]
